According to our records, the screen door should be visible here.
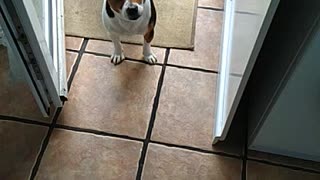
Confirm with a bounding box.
[0,0,67,117]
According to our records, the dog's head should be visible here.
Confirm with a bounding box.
[108,0,145,20]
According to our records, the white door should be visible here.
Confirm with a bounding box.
[213,0,280,143]
[0,0,67,117]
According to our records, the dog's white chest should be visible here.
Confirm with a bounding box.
[102,0,151,35]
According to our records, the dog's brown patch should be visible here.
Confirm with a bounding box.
[130,0,143,4]
[144,0,156,43]
[108,0,125,12]
[144,27,154,43]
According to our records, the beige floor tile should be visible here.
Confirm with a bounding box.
[142,143,242,180]
[36,129,142,180]
[198,0,224,9]
[65,36,83,51]
[248,150,320,173]
[66,51,78,79]
[58,54,161,138]
[247,161,320,180]
[0,46,52,122]
[86,40,166,63]
[0,120,48,180]
[151,67,223,151]
[168,9,223,71]
[151,67,243,155]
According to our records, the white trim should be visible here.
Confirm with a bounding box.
[43,0,51,52]
[42,0,67,98]
[57,0,68,98]
[213,0,281,144]
[12,0,62,107]
[221,0,280,141]
[52,0,58,71]
[213,0,236,143]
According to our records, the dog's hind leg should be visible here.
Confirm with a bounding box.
[109,33,125,65]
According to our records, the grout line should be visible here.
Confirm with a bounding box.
[163,49,170,65]
[54,124,241,160]
[66,38,222,75]
[247,158,320,175]
[85,50,110,56]
[241,113,249,179]
[0,115,50,127]
[84,51,163,66]
[65,34,89,40]
[29,107,62,180]
[166,63,218,74]
[73,48,242,76]
[84,50,219,74]
[69,36,194,51]
[29,38,88,179]
[84,51,110,57]
[55,124,144,142]
[125,58,163,66]
[66,49,79,53]
[67,38,89,91]
[6,111,319,176]
[198,6,224,12]
[135,48,170,179]
[151,140,242,159]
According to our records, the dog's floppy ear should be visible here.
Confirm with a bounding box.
[106,0,115,18]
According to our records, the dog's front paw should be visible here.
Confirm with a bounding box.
[111,52,125,65]
[144,53,157,64]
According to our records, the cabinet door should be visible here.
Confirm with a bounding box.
[0,0,67,117]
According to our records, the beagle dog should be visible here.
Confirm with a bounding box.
[102,0,157,65]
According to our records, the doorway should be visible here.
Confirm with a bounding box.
[0,0,283,179]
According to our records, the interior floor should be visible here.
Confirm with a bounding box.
[1,0,320,179]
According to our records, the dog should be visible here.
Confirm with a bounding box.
[102,0,157,65]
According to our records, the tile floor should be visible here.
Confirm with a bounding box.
[1,0,320,180]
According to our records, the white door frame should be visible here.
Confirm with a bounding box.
[213,0,280,144]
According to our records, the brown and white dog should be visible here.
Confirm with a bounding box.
[102,0,157,65]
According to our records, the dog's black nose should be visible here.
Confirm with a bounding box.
[126,4,140,20]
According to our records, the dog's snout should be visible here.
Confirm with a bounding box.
[128,4,138,11]
[126,4,140,20]
[127,5,138,15]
